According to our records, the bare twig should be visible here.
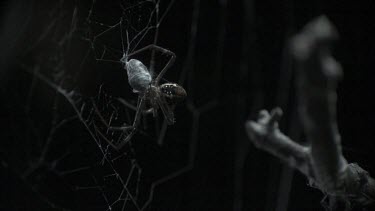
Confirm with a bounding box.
[245,16,375,210]
[246,108,311,177]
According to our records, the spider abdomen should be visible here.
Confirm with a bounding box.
[125,59,152,92]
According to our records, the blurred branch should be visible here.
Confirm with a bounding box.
[245,16,375,210]
[246,108,311,177]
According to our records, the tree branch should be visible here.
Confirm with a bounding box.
[245,108,312,177]
[245,16,375,209]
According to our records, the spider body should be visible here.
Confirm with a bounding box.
[160,83,187,104]
[126,59,187,125]
[96,45,186,150]
[126,59,152,93]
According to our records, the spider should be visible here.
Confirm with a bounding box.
[96,44,187,150]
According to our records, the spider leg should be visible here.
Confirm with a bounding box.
[157,95,175,125]
[95,124,122,150]
[126,44,176,85]
[92,100,133,132]
[92,96,145,150]
[117,97,137,111]
[117,97,155,115]
[115,95,145,149]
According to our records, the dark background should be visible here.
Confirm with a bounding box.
[1,0,375,210]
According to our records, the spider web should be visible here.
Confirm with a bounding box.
[5,1,375,211]
[0,0,218,210]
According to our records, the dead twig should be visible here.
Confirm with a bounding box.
[245,16,375,210]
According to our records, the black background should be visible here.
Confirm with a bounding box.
[1,0,375,210]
